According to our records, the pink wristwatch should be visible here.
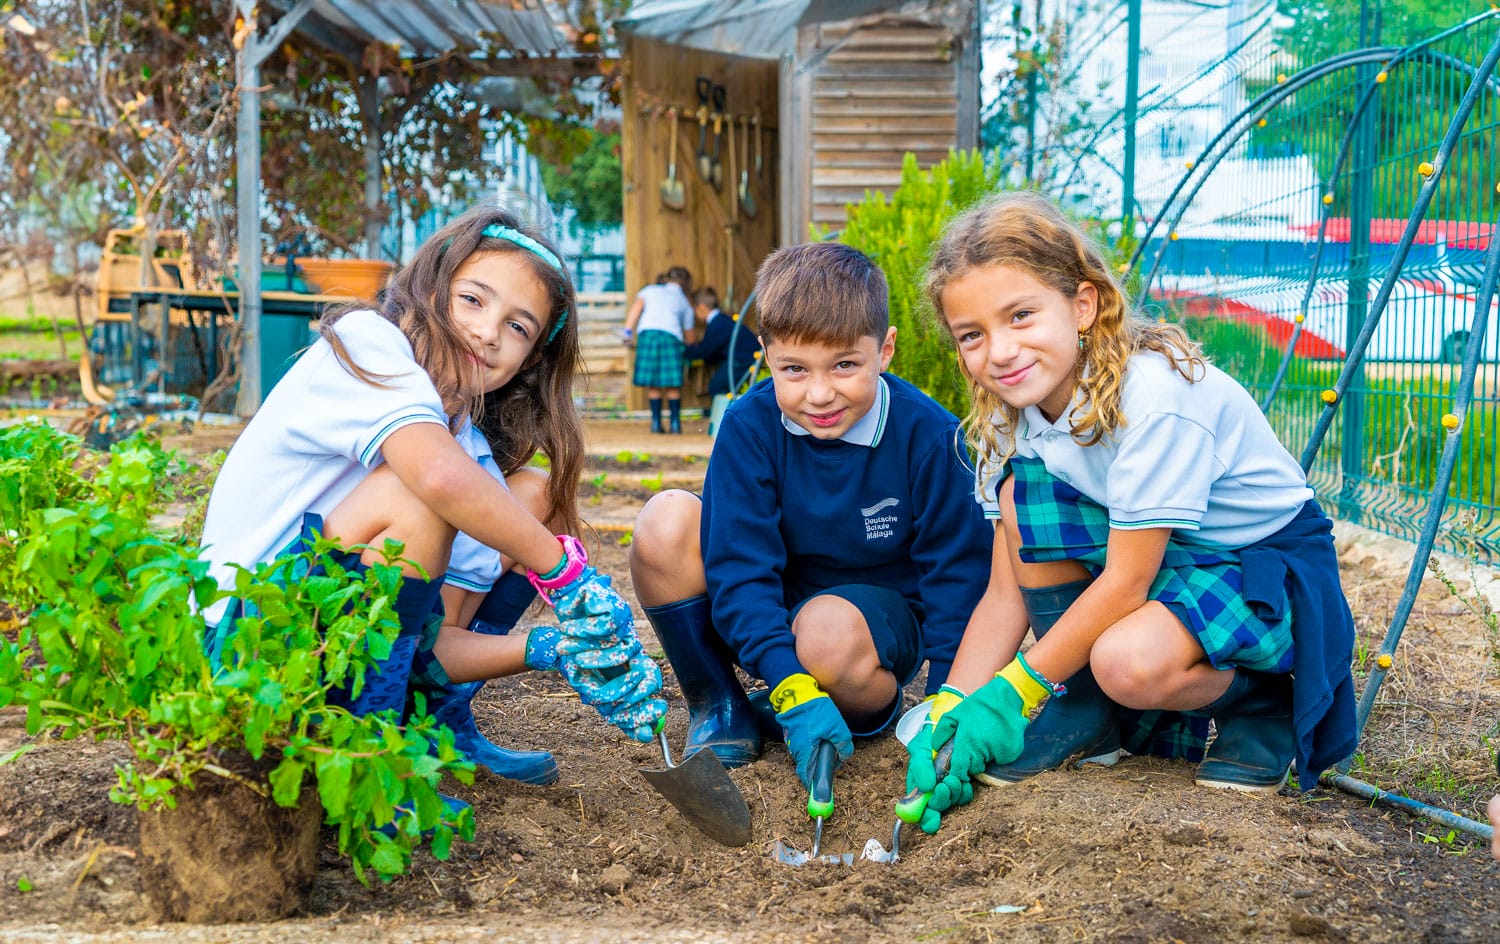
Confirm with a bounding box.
[527,534,589,598]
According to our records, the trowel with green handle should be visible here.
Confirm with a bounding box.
[772,740,855,866]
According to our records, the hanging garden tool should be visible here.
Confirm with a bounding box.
[772,741,855,866]
[694,77,712,182]
[737,113,757,219]
[659,107,686,211]
[752,108,763,177]
[723,115,739,312]
[708,83,727,192]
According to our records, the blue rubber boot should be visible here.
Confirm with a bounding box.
[645,595,762,768]
[323,570,476,833]
[977,579,1123,786]
[378,794,474,840]
[410,571,559,786]
[1192,669,1294,792]
[745,687,784,742]
[328,571,442,717]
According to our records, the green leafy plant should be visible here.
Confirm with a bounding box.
[642,472,664,493]
[0,421,474,883]
[835,150,1002,417]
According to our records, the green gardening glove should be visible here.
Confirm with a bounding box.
[899,687,966,834]
[927,655,1055,813]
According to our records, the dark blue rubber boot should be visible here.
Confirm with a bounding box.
[745,687,784,742]
[645,595,762,768]
[328,571,442,717]
[977,579,1123,786]
[323,570,475,835]
[411,571,558,786]
[1193,669,1294,792]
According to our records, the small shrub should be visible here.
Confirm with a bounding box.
[0,422,473,883]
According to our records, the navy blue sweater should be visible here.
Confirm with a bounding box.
[683,311,758,396]
[1239,500,1358,785]
[701,374,993,694]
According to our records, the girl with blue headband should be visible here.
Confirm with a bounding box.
[198,206,665,821]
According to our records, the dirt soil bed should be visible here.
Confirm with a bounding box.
[2,417,1498,942]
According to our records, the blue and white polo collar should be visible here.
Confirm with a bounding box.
[779,375,890,447]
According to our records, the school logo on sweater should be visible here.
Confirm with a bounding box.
[861,497,900,540]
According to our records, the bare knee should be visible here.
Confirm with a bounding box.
[630,490,705,604]
[322,463,455,578]
[505,466,554,527]
[498,467,556,573]
[791,596,871,682]
[1090,633,1173,709]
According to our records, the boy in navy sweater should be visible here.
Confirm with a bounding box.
[629,242,992,787]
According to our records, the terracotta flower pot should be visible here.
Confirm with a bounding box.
[294,258,394,300]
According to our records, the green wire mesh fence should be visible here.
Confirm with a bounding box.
[1060,10,1500,840]
[1131,12,1500,565]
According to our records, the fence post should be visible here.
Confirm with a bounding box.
[1122,0,1142,232]
[1340,3,1381,524]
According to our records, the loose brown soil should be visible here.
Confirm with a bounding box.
[2,416,1499,942]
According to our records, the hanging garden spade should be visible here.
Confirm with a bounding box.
[660,107,686,211]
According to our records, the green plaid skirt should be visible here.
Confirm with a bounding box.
[632,330,686,389]
[1010,456,1297,760]
[1011,456,1294,672]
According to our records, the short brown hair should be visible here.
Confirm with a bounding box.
[754,242,888,346]
[694,286,719,308]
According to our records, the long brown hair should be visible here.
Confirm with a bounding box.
[319,205,584,536]
[924,191,1203,471]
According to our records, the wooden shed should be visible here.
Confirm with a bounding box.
[615,0,981,408]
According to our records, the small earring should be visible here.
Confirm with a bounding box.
[1077,335,1087,351]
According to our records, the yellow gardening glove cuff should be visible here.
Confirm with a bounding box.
[997,656,1052,717]
[927,687,966,727]
[769,672,828,713]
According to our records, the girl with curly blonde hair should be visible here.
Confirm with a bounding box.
[898,192,1356,835]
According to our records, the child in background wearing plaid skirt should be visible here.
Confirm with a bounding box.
[623,266,696,433]
[900,192,1357,835]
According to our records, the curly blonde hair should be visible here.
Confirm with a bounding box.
[923,191,1203,474]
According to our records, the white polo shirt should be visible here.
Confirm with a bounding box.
[634,283,695,340]
[199,309,447,619]
[444,421,509,592]
[978,350,1312,549]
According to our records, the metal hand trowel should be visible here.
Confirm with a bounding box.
[637,719,753,847]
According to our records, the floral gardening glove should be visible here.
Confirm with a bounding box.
[771,673,854,789]
[900,687,966,834]
[522,625,562,672]
[530,536,637,648]
[928,655,1055,813]
[560,646,666,742]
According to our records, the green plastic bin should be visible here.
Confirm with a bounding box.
[224,267,318,397]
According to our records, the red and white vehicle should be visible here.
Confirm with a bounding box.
[1149,220,1498,363]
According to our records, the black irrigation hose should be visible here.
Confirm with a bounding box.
[1350,201,1500,739]
[1323,208,1500,842]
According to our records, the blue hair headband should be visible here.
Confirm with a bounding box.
[481,223,568,344]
